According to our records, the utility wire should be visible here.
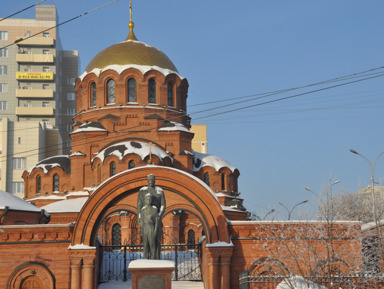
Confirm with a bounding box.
[3,70,383,162]
[0,0,47,23]
[0,0,119,50]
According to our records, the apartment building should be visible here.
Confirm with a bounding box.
[0,6,78,196]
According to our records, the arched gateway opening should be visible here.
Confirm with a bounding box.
[70,166,230,285]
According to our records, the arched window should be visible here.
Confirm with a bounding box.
[110,162,116,177]
[129,160,135,169]
[167,82,174,106]
[203,172,210,186]
[90,82,96,107]
[148,78,156,104]
[97,164,101,184]
[36,175,41,195]
[53,174,59,192]
[187,229,195,245]
[128,78,137,102]
[112,223,121,245]
[221,173,226,191]
[107,79,115,104]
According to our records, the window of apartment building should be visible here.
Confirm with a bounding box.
[67,123,73,132]
[13,158,26,169]
[42,67,50,72]
[25,31,31,37]
[0,101,6,110]
[22,86,32,89]
[42,119,49,126]
[0,65,7,75]
[67,78,76,86]
[67,107,76,115]
[24,66,32,72]
[0,48,8,57]
[42,102,50,107]
[12,182,24,194]
[43,49,50,54]
[18,137,21,144]
[0,31,8,40]
[43,32,50,37]
[67,92,76,100]
[42,84,50,90]
[0,83,8,92]
[24,103,32,107]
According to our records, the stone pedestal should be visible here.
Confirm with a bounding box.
[129,259,175,289]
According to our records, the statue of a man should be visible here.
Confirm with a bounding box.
[137,174,165,259]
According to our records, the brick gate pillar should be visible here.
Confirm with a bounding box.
[69,257,82,289]
[82,257,95,289]
[206,247,221,289]
[68,247,97,289]
[220,247,233,289]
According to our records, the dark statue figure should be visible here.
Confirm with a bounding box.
[137,174,165,259]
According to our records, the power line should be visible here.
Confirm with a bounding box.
[0,0,47,23]
[1,0,119,50]
[3,69,383,163]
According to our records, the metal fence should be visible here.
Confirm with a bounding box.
[99,243,202,283]
[239,273,384,289]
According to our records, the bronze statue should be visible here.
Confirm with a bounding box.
[137,174,165,259]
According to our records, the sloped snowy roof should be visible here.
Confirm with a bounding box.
[0,190,41,212]
[71,121,107,134]
[41,197,88,213]
[27,155,70,174]
[92,141,172,163]
[70,151,86,157]
[193,151,237,173]
[79,63,184,81]
[158,121,191,133]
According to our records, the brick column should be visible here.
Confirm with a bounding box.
[82,257,96,289]
[206,248,221,289]
[70,258,82,289]
[220,248,233,289]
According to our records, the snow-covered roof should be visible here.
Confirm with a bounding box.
[206,240,233,247]
[0,190,41,212]
[41,197,88,213]
[71,122,107,134]
[193,151,237,173]
[27,155,70,174]
[277,276,326,289]
[79,63,184,82]
[158,121,191,133]
[70,151,86,157]
[92,141,173,164]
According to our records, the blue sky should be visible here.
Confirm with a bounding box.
[5,1,384,219]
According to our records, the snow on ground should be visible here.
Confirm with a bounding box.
[276,276,327,289]
[97,280,204,289]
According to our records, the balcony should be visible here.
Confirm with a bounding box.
[16,37,54,46]
[16,107,54,116]
[16,54,54,63]
[16,89,54,98]
[16,72,54,81]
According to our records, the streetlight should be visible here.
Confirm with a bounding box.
[279,200,308,220]
[305,180,340,197]
[350,149,384,222]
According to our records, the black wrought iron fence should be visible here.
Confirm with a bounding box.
[99,243,201,283]
[239,273,384,289]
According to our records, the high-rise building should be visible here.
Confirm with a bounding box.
[0,5,79,196]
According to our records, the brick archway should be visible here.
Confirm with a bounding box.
[7,262,55,289]
[72,166,229,246]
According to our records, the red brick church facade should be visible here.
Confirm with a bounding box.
[0,9,363,289]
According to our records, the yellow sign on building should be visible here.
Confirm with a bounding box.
[16,72,54,80]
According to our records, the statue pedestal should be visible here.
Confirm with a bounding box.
[129,259,175,289]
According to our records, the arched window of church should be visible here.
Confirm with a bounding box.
[129,160,135,169]
[53,174,59,192]
[110,161,116,177]
[112,223,121,245]
[221,173,226,191]
[148,78,156,104]
[90,82,96,107]
[97,164,101,184]
[107,79,115,104]
[36,175,41,195]
[187,229,195,247]
[128,78,137,103]
[21,276,43,289]
[167,82,174,107]
[203,172,210,186]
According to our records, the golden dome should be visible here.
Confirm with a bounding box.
[84,40,179,73]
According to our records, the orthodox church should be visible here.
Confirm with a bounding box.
[0,4,363,289]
